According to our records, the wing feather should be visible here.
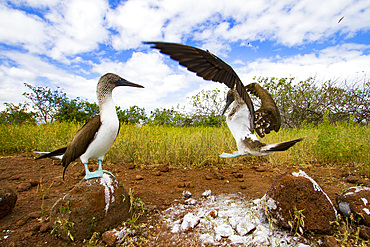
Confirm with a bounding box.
[62,115,101,178]
[145,41,255,127]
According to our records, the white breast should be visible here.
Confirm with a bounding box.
[80,98,119,162]
[226,103,258,154]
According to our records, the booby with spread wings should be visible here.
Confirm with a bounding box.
[145,42,303,157]
[36,73,144,179]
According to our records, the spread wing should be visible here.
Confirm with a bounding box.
[145,41,255,128]
[62,115,101,178]
[245,83,281,137]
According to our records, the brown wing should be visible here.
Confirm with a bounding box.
[145,42,255,128]
[245,83,281,137]
[62,115,101,178]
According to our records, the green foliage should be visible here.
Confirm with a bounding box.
[1,123,369,171]
[259,77,370,127]
[148,107,187,126]
[117,105,148,124]
[55,98,99,123]
[0,121,81,154]
[23,82,67,123]
[315,112,369,164]
[0,102,36,125]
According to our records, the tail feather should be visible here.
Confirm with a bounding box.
[262,137,304,152]
[35,146,68,160]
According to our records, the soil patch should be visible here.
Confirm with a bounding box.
[0,153,368,246]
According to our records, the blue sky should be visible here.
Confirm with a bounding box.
[1,0,369,112]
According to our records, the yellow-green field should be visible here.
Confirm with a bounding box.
[1,121,369,173]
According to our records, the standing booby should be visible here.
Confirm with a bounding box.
[145,42,303,157]
[36,73,144,179]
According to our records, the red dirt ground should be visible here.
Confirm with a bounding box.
[0,153,368,246]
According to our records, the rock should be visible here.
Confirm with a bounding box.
[29,180,40,186]
[27,211,41,219]
[359,225,370,240]
[264,169,337,234]
[158,164,169,172]
[102,230,119,246]
[233,173,243,178]
[50,173,131,241]
[135,175,144,180]
[253,166,266,172]
[0,187,17,219]
[181,213,200,231]
[39,222,51,233]
[202,190,212,198]
[337,186,370,226]
[182,190,192,198]
[127,163,135,169]
[209,209,218,218]
[346,175,361,184]
[16,182,32,192]
[323,235,338,247]
[185,198,197,205]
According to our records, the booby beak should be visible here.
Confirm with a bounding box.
[222,96,234,115]
[116,78,144,88]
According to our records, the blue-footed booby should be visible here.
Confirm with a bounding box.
[145,42,303,157]
[36,73,144,179]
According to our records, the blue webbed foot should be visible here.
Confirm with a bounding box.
[84,169,104,180]
[83,161,116,180]
[219,151,249,158]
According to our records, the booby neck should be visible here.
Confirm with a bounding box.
[96,75,119,121]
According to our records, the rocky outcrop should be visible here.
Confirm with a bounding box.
[264,169,337,234]
[0,187,17,219]
[50,173,131,241]
[337,186,370,226]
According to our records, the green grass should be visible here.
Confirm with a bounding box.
[1,122,369,172]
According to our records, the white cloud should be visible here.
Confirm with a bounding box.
[0,0,369,113]
[236,43,370,83]
[0,4,50,53]
[46,0,109,60]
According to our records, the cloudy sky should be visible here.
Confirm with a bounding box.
[1,0,369,112]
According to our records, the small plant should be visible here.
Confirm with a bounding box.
[128,188,145,228]
[51,201,75,242]
[36,180,53,221]
[331,214,367,246]
[288,206,305,236]
[87,216,98,234]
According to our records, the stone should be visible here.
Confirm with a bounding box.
[135,175,144,180]
[102,230,119,246]
[16,182,32,192]
[0,187,17,219]
[27,211,41,219]
[264,169,337,234]
[337,186,370,226]
[102,227,131,246]
[359,225,370,240]
[50,173,131,241]
[39,222,51,233]
[158,164,169,172]
[127,163,135,169]
[346,175,361,184]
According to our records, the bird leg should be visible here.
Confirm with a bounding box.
[83,162,103,179]
[83,160,115,179]
[96,160,115,178]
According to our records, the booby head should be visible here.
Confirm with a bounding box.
[222,88,246,117]
[97,73,144,103]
